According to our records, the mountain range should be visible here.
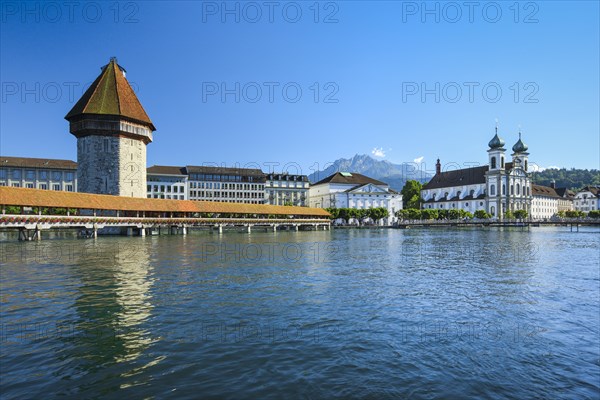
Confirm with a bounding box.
[308,154,433,191]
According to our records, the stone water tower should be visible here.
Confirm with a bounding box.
[65,57,156,197]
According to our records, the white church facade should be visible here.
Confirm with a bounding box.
[421,129,533,219]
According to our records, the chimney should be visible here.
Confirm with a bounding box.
[550,180,556,189]
[436,158,441,175]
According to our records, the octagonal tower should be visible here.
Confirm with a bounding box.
[65,57,156,197]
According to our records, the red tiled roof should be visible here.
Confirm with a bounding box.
[0,187,330,217]
[65,58,155,130]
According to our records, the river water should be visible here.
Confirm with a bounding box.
[1,227,599,399]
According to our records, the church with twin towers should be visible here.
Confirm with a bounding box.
[421,128,532,218]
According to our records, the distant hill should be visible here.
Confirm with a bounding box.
[531,168,600,191]
[308,154,432,191]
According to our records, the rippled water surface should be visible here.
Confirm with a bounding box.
[1,228,599,399]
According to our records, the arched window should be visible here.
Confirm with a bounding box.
[527,186,530,196]
[502,184,506,195]
[491,157,497,169]
[491,206,496,216]
[501,156,505,168]
[511,185,514,195]
[525,160,528,171]
[470,190,475,197]
[457,191,462,198]
[490,185,496,196]
[517,183,520,195]
[432,193,436,200]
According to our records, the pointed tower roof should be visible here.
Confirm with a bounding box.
[488,127,505,149]
[65,58,155,131]
[512,132,528,153]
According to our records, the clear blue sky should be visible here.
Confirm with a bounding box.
[1,1,598,176]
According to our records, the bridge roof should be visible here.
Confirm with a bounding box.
[0,187,330,217]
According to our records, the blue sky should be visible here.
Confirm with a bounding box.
[1,1,598,176]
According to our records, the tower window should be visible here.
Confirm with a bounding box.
[491,157,496,169]
[501,156,504,168]
[490,185,496,196]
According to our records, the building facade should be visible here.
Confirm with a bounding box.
[146,165,269,204]
[574,186,600,212]
[552,182,575,213]
[147,166,188,200]
[66,58,156,198]
[0,156,78,192]
[421,129,532,219]
[531,184,560,220]
[266,173,309,206]
[187,166,266,204]
[309,172,402,225]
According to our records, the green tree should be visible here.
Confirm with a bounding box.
[437,209,449,220]
[474,210,491,219]
[401,180,423,209]
[504,210,515,220]
[325,208,339,220]
[448,209,461,220]
[421,209,438,220]
[396,209,411,220]
[514,210,528,219]
[367,207,389,223]
[588,210,600,219]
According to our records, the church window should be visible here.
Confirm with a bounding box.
[525,160,528,171]
[470,190,475,197]
[501,157,505,168]
[511,185,514,195]
[490,185,496,196]
[502,184,506,195]
[517,183,520,195]
[491,157,496,169]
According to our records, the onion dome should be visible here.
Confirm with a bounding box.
[512,132,528,153]
[488,129,505,149]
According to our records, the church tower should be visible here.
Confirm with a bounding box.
[65,58,156,197]
[485,127,506,218]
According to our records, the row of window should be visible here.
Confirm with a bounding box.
[0,169,75,181]
[188,174,263,183]
[190,182,264,190]
[489,183,530,196]
[148,185,185,193]
[425,201,486,209]
[1,182,73,191]
[190,191,265,199]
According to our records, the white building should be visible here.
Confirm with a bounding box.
[421,129,532,219]
[147,166,188,200]
[531,184,559,220]
[187,166,266,204]
[309,172,402,225]
[574,186,600,212]
[266,173,309,206]
[146,165,268,204]
[0,156,77,192]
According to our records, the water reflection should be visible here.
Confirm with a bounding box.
[67,239,156,370]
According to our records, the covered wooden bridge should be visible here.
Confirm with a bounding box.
[0,187,331,240]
